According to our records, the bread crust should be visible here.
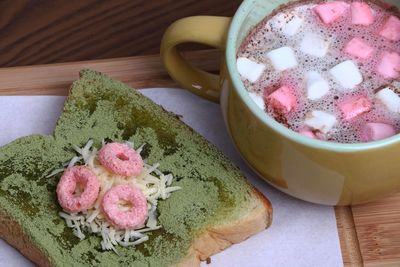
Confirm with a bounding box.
[175,188,272,267]
[0,208,52,267]
[0,188,272,267]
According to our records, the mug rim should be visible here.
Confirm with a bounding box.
[225,0,400,152]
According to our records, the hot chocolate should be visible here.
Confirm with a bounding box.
[237,0,400,143]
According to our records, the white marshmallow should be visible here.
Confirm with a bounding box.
[236,57,266,83]
[329,60,363,89]
[284,16,304,36]
[270,13,304,36]
[266,46,298,71]
[304,110,336,134]
[300,33,330,57]
[376,87,400,113]
[306,71,330,100]
[248,92,265,111]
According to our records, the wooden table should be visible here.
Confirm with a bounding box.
[0,0,240,67]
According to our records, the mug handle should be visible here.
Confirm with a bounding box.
[160,16,231,102]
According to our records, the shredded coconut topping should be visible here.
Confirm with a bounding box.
[50,139,181,252]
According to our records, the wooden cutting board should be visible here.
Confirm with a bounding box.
[0,50,398,267]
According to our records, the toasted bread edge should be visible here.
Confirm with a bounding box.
[0,207,52,267]
[0,187,272,267]
[175,188,272,266]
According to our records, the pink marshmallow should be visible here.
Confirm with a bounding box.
[339,96,371,120]
[299,128,317,139]
[351,2,374,25]
[377,51,400,79]
[314,1,349,24]
[299,127,327,140]
[361,122,396,142]
[344,38,374,59]
[379,16,400,41]
[266,85,296,114]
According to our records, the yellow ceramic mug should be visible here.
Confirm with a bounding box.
[161,0,400,205]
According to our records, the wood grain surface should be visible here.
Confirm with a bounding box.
[335,206,363,267]
[0,49,220,95]
[0,50,399,267]
[352,193,400,266]
[0,0,240,67]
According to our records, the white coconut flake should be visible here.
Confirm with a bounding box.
[67,156,82,169]
[124,140,134,148]
[165,186,182,195]
[82,139,93,158]
[146,205,158,229]
[136,144,145,154]
[87,209,100,223]
[137,226,162,234]
[46,168,65,178]
[165,174,173,186]
[73,144,83,154]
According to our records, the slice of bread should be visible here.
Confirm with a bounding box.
[0,70,272,266]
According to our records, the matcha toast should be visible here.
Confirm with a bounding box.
[0,70,272,266]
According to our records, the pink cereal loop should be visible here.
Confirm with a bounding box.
[56,166,100,213]
[98,142,144,177]
[101,184,148,229]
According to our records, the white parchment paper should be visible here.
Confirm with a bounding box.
[0,89,343,267]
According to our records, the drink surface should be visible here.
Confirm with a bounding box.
[237,0,400,143]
